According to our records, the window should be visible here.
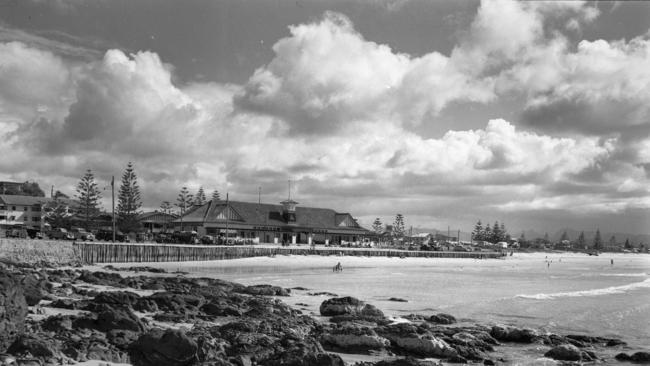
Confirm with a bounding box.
[24,206,28,211]
[32,206,41,212]
[12,206,16,210]
[0,215,5,220]
[0,205,5,210]
[32,217,40,222]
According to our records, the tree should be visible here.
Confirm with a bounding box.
[54,190,69,199]
[160,201,173,232]
[1,181,45,196]
[42,198,74,230]
[212,190,221,201]
[116,162,142,233]
[609,235,617,248]
[577,231,586,248]
[392,214,405,240]
[491,221,501,243]
[75,169,102,230]
[372,218,383,235]
[593,229,602,250]
[543,232,550,244]
[484,225,492,242]
[176,186,193,232]
[472,220,484,242]
[560,230,569,242]
[624,238,632,249]
[194,187,207,206]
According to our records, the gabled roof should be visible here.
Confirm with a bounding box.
[137,211,178,222]
[0,194,49,206]
[175,199,369,232]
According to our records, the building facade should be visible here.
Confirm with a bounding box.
[0,194,47,230]
[173,199,370,244]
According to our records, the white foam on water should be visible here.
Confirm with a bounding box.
[516,278,650,300]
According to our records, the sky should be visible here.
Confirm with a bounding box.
[0,0,649,236]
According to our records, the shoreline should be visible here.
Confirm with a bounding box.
[0,257,648,365]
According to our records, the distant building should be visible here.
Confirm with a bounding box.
[0,181,23,194]
[173,199,370,244]
[0,194,47,230]
[138,211,178,234]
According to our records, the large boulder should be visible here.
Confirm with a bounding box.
[321,325,390,351]
[320,297,365,316]
[0,270,28,351]
[130,328,198,366]
[428,313,456,325]
[20,273,52,306]
[545,344,596,362]
[74,305,146,333]
[490,325,539,343]
[241,284,290,296]
[616,352,650,363]
[378,323,458,358]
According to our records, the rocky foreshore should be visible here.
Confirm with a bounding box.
[0,260,647,366]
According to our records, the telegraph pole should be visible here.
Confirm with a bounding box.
[111,176,116,243]
[225,192,229,244]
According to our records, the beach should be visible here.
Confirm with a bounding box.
[108,251,650,364]
[1,249,649,365]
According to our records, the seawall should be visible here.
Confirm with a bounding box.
[74,242,506,264]
[0,238,80,265]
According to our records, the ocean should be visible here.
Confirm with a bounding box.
[138,252,650,364]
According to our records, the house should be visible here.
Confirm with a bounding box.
[137,211,178,234]
[0,194,48,231]
[172,199,370,244]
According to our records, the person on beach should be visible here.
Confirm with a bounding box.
[611,259,614,266]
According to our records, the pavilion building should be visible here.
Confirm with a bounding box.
[172,199,370,244]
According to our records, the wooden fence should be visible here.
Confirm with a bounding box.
[73,242,506,264]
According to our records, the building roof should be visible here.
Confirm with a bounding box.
[0,194,49,206]
[137,211,178,222]
[176,199,370,233]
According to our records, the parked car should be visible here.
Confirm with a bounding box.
[5,227,26,238]
[70,228,95,241]
[95,230,127,242]
[200,235,215,245]
[49,228,74,240]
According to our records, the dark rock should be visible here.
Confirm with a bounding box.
[373,356,442,365]
[291,287,310,291]
[321,324,390,351]
[360,304,384,318]
[107,329,140,349]
[630,352,650,362]
[388,298,408,302]
[92,290,141,308]
[320,297,364,316]
[428,313,456,324]
[201,302,243,317]
[48,298,86,310]
[0,270,28,351]
[77,271,125,287]
[490,325,539,343]
[130,328,198,366]
[544,344,595,362]
[20,274,52,306]
[7,335,58,358]
[616,353,632,361]
[41,315,73,332]
[74,305,146,333]
[377,323,458,358]
[241,284,290,296]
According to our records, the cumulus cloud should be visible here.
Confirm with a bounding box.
[1,0,648,234]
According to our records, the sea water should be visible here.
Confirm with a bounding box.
[137,252,650,363]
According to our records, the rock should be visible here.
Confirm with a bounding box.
[201,302,242,317]
[429,313,456,324]
[360,304,384,318]
[618,352,650,363]
[41,315,73,332]
[321,325,390,351]
[74,305,146,333]
[92,291,141,308]
[490,325,539,343]
[130,328,198,366]
[0,270,28,352]
[7,335,58,358]
[373,358,441,366]
[378,323,458,358]
[241,284,290,297]
[388,298,408,302]
[319,297,365,316]
[20,274,51,306]
[77,271,125,287]
[291,287,310,291]
[544,344,596,362]
[48,298,86,310]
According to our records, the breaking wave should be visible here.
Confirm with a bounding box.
[516,278,650,300]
